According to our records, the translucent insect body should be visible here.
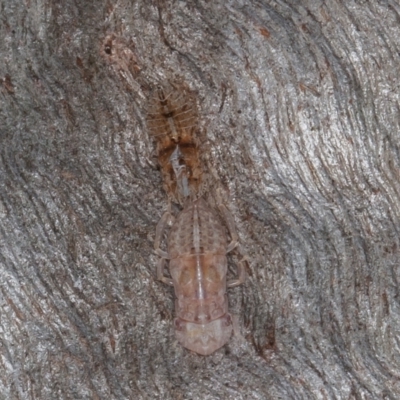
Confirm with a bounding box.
[155,197,246,355]
[148,84,245,355]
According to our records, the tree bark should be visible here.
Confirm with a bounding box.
[1,0,400,398]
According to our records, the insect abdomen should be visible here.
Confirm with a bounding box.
[168,198,227,259]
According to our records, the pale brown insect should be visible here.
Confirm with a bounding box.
[146,85,202,204]
[155,197,246,355]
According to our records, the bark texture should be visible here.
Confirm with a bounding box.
[1,1,400,399]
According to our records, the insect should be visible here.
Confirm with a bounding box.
[146,85,202,204]
[154,197,246,355]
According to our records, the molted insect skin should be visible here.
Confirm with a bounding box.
[146,86,202,204]
[168,198,233,355]
[149,84,246,354]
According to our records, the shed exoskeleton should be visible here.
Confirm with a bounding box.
[155,197,245,355]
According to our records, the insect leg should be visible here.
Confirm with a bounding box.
[216,189,246,287]
[154,201,175,259]
[157,257,174,286]
[218,202,239,253]
[227,250,247,288]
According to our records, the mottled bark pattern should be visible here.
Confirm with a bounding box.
[1,0,400,398]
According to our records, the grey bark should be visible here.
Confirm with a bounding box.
[1,0,400,399]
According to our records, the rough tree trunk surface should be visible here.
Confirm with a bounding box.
[1,1,399,399]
